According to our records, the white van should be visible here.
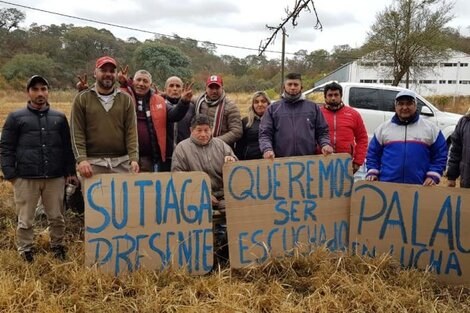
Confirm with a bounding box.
[303,82,462,145]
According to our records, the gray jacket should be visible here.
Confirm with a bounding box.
[259,97,330,157]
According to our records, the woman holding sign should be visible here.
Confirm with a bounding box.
[235,91,271,160]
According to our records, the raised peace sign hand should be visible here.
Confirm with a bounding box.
[117,65,129,86]
[151,83,160,94]
[181,82,194,102]
[76,74,88,91]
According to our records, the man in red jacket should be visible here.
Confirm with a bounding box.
[320,82,368,173]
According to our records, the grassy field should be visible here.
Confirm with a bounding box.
[0,180,469,312]
[0,90,256,127]
[0,90,469,312]
[0,90,468,128]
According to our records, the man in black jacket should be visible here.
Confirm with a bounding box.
[0,75,78,262]
[447,111,470,188]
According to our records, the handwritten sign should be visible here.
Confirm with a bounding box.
[224,154,353,268]
[84,172,213,276]
[350,181,470,285]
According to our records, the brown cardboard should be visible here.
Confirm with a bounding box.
[350,181,470,285]
[223,154,353,268]
[84,172,213,276]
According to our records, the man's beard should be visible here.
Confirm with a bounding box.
[326,101,341,107]
[98,78,115,90]
[324,101,343,111]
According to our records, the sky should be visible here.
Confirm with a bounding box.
[1,0,469,59]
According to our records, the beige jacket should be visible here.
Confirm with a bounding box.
[194,95,242,145]
[171,137,236,194]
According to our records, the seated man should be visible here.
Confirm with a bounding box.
[171,114,237,265]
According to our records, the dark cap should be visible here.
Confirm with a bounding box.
[95,56,117,69]
[26,75,49,90]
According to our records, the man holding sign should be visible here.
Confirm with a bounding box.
[365,90,447,185]
[259,73,333,159]
[172,114,237,265]
[447,110,470,188]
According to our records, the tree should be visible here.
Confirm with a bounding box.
[27,23,72,60]
[0,8,25,31]
[365,0,454,86]
[220,55,247,77]
[0,29,29,66]
[286,49,308,74]
[0,9,27,66]
[330,45,362,68]
[1,53,58,89]
[305,49,331,74]
[62,26,122,73]
[133,42,192,86]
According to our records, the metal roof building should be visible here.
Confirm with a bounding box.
[315,51,470,96]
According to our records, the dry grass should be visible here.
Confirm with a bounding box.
[0,181,469,312]
[0,91,257,127]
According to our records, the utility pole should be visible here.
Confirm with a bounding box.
[280,28,286,94]
[258,0,322,93]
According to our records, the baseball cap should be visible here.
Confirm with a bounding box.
[206,75,223,87]
[26,75,49,90]
[95,56,117,69]
[395,90,416,102]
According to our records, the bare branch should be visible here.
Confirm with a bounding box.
[258,0,322,56]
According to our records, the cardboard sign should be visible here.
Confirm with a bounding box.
[84,172,213,276]
[350,181,470,285]
[224,154,353,268]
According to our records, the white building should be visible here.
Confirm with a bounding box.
[316,51,470,96]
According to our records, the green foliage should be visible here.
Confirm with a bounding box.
[0,7,468,92]
[0,53,57,89]
[133,42,192,87]
[0,8,25,31]
[265,88,280,101]
[62,27,121,72]
[222,74,274,93]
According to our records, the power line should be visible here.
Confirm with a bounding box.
[0,0,298,56]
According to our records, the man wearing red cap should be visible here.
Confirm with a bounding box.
[70,56,139,177]
[194,75,242,146]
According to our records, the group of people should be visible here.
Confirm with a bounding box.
[1,55,469,264]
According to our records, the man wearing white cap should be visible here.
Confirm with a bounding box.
[365,90,447,185]
[70,56,139,177]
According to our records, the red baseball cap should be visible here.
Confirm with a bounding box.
[206,75,223,87]
[95,56,117,69]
